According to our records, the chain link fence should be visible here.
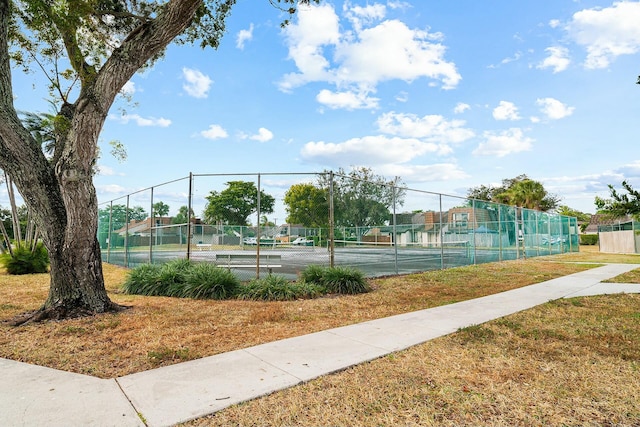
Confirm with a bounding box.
[98,172,579,279]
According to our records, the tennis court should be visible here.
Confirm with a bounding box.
[99,171,580,280]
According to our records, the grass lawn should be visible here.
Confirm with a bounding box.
[1,246,639,426]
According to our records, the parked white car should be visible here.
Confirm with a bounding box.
[291,237,313,245]
[242,237,257,245]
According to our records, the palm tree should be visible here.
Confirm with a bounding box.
[21,111,57,157]
[494,178,559,211]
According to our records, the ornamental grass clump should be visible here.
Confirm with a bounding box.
[0,241,49,275]
[157,259,192,296]
[300,264,370,295]
[321,266,370,295]
[121,263,164,296]
[299,264,327,285]
[122,260,240,299]
[239,274,324,301]
[121,259,193,296]
[181,263,240,300]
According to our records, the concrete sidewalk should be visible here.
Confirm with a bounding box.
[2,263,640,427]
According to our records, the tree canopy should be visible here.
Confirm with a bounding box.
[318,167,406,228]
[283,183,329,227]
[595,181,640,218]
[467,174,560,211]
[172,205,193,225]
[203,181,275,226]
[153,201,170,217]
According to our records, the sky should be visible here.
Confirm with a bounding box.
[8,0,640,221]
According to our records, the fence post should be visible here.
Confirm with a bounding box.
[186,173,193,261]
[256,173,261,278]
[125,195,130,268]
[149,187,154,264]
[560,216,564,253]
[547,215,551,255]
[439,194,444,270]
[329,171,335,268]
[535,211,539,257]
[471,199,476,265]
[498,204,503,262]
[392,185,398,274]
[106,201,112,264]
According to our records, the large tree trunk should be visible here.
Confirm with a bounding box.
[6,118,125,325]
[31,172,122,323]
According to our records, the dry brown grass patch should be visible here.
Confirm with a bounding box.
[1,248,639,425]
[0,250,637,380]
[196,294,640,427]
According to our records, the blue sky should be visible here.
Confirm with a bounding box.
[9,0,640,219]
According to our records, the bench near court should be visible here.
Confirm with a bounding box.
[215,253,282,273]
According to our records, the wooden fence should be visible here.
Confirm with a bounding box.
[599,230,640,254]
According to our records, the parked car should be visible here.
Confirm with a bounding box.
[242,237,257,245]
[291,237,313,246]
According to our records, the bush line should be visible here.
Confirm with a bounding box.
[122,260,370,301]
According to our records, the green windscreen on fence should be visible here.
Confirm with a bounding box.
[98,172,579,279]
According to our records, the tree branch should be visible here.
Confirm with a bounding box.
[92,0,203,114]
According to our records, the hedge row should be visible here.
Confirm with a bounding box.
[580,234,599,245]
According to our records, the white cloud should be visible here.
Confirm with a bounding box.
[387,1,412,11]
[349,3,386,20]
[249,127,274,142]
[536,97,575,120]
[566,1,640,69]
[453,102,470,114]
[473,128,533,157]
[109,113,171,127]
[300,135,441,166]
[335,20,460,89]
[492,101,521,121]
[279,3,341,93]
[200,124,228,140]
[96,165,122,176]
[120,81,137,96]
[614,160,640,179]
[376,111,475,144]
[236,24,254,50]
[279,3,460,107]
[537,46,570,73]
[182,67,212,98]
[501,51,522,65]
[345,3,387,32]
[378,163,469,182]
[96,184,127,195]
[316,89,379,110]
[488,52,522,69]
[395,91,409,102]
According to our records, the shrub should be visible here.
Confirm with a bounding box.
[0,242,49,275]
[122,259,194,296]
[300,264,370,295]
[299,264,327,285]
[157,259,192,295]
[580,234,598,245]
[121,263,163,295]
[181,263,240,299]
[320,266,370,295]
[239,274,324,301]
